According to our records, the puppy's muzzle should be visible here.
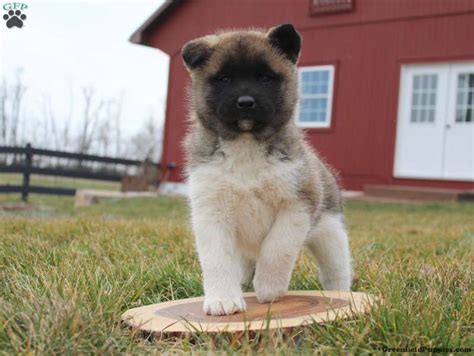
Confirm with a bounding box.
[235,96,257,131]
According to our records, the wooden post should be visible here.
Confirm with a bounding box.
[21,143,32,202]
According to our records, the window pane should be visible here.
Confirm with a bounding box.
[320,70,329,82]
[411,74,437,124]
[301,98,311,109]
[455,73,474,123]
[428,109,435,122]
[299,98,328,123]
[299,99,313,122]
[413,76,421,90]
[421,93,427,105]
[301,69,330,94]
[430,76,437,90]
[419,109,426,122]
[317,83,329,93]
[422,75,428,89]
[458,74,467,89]
[315,110,326,122]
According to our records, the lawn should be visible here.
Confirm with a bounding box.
[0,191,472,354]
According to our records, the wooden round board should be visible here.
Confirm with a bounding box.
[122,291,376,334]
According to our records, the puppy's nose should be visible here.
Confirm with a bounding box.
[236,95,256,109]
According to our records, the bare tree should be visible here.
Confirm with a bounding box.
[127,115,162,161]
[78,87,103,154]
[0,69,27,147]
[9,68,27,147]
[0,77,7,145]
[97,113,111,156]
[59,81,75,150]
[41,94,60,149]
[0,72,166,170]
[113,92,124,157]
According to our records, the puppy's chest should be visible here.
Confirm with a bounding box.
[193,137,298,205]
[189,137,299,252]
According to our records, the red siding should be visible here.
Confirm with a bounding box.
[160,53,189,182]
[150,0,474,190]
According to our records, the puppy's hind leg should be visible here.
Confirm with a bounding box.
[306,213,352,291]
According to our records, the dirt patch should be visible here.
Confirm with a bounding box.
[0,203,36,212]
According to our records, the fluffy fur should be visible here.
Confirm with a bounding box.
[182,24,352,316]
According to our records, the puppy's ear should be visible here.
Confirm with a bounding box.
[267,23,302,64]
[182,39,212,70]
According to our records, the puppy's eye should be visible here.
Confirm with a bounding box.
[260,75,272,83]
[220,76,232,83]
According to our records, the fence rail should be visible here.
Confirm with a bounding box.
[0,143,161,202]
[0,185,76,196]
[0,146,148,165]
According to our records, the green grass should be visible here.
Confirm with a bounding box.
[0,191,472,354]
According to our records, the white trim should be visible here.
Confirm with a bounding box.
[295,65,335,128]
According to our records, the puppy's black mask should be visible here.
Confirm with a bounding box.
[207,55,283,135]
[183,24,301,140]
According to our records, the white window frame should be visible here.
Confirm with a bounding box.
[296,65,335,128]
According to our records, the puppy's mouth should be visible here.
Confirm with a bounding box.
[237,119,255,131]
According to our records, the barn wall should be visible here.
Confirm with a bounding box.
[151,0,474,189]
[161,52,189,183]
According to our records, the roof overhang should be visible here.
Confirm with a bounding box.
[129,0,182,46]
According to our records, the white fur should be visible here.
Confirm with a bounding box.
[306,214,352,291]
[189,134,351,315]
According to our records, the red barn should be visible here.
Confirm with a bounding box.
[130,0,474,194]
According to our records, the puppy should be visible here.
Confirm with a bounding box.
[182,24,352,316]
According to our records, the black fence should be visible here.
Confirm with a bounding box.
[0,143,161,202]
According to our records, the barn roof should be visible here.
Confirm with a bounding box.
[129,0,182,45]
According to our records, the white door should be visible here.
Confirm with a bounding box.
[444,64,474,180]
[394,62,474,181]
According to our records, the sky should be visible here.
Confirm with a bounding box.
[0,0,169,143]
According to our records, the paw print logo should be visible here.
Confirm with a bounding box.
[3,9,27,28]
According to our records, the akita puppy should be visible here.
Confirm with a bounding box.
[182,24,352,316]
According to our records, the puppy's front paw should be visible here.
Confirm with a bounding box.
[254,277,287,303]
[255,287,285,304]
[321,277,351,291]
[203,297,246,316]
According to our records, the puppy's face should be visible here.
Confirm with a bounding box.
[182,24,301,140]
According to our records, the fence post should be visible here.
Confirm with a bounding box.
[21,143,32,202]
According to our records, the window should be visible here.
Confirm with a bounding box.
[296,65,335,128]
[455,73,473,122]
[310,0,354,16]
[410,74,437,123]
